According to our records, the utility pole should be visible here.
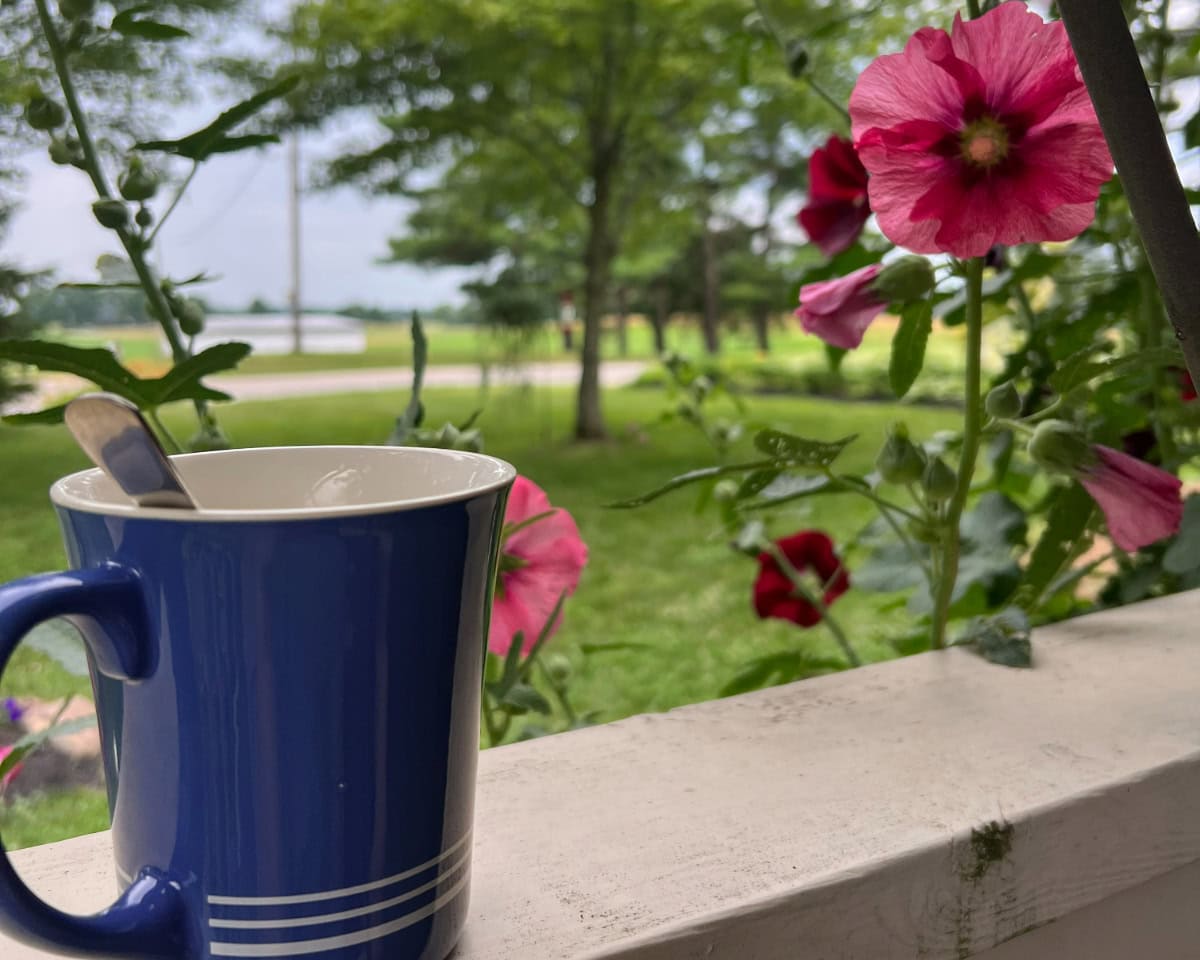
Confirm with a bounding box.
[288,134,303,354]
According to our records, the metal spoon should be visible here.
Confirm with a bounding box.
[64,393,199,509]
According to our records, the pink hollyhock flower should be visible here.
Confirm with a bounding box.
[753,531,850,628]
[489,475,588,656]
[795,264,886,349]
[850,2,1113,258]
[0,745,22,790]
[1079,446,1182,552]
[798,135,871,257]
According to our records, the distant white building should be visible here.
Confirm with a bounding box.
[180,314,367,356]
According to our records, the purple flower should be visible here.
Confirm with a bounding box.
[3,698,23,725]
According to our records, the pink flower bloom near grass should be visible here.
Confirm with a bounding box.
[795,264,887,349]
[849,1,1112,257]
[488,476,588,656]
[1079,446,1183,552]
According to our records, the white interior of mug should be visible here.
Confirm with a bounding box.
[51,445,516,521]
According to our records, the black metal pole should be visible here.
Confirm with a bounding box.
[1056,0,1200,380]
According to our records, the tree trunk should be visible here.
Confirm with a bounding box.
[752,303,770,353]
[650,283,669,355]
[575,180,614,440]
[615,285,629,357]
[701,223,720,355]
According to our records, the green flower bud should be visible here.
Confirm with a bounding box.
[59,0,96,20]
[871,255,936,304]
[985,381,1021,419]
[188,423,230,452]
[544,653,572,685]
[25,96,66,131]
[48,137,74,165]
[118,159,157,202]
[786,41,808,78]
[875,422,925,484]
[135,206,153,229]
[922,456,957,503]
[713,478,740,503]
[91,199,129,230]
[175,299,205,336]
[907,516,941,545]
[1027,420,1096,474]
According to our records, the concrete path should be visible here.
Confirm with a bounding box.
[2,361,650,413]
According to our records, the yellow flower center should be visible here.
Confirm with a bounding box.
[960,116,1009,169]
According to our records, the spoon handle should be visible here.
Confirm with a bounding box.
[64,394,199,510]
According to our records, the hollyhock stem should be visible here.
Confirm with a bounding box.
[761,540,861,668]
[931,258,985,650]
[965,0,982,19]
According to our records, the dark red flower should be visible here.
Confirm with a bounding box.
[1177,367,1197,402]
[798,135,871,257]
[753,531,850,628]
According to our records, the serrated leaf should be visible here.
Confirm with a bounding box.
[889,297,933,398]
[608,460,773,508]
[735,468,780,500]
[1049,345,1181,393]
[134,77,299,162]
[145,342,250,405]
[744,473,839,509]
[753,429,856,466]
[0,339,144,396]
[3,404,69,426]
[1163,496,1200,574]
[1017,482,1095,606]
[956,607,1032,668]
[23,620,90,676]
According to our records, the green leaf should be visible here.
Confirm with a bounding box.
[955,607,1032,668]
[0,713,99,783]
[498,683,552,715]
[145,342,250,404]
[2,404,69,426]
[1185,111,1200,151]
[1017,482,1095,607]
[735,468,780,500]
[0,339,143,395]
[23,620,90,676]
[1049,345,1181,394]
[1163,496,1200,574]
[134,77,299,162]
[720,652,845,697]
[752,429,856,466]
[578,641,653,654]
[607,460,774,508]
[744,473,840,509]
[111,18,190,40]
[889,297,933,398]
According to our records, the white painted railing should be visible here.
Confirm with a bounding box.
[4,591,1199,959]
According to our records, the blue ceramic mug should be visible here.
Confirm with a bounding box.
[0,445,514,959]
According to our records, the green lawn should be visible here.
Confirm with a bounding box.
[0,383,958,847]
[51,315,989,379]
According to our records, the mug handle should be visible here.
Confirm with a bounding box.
[0,564,186,958]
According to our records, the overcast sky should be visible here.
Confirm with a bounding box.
[2,136,472,311]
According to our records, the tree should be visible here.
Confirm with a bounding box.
[284,0,775,439]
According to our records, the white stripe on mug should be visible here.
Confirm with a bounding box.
[208,872,470,957]
[207,831,472,907]
[208,848,471,930]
